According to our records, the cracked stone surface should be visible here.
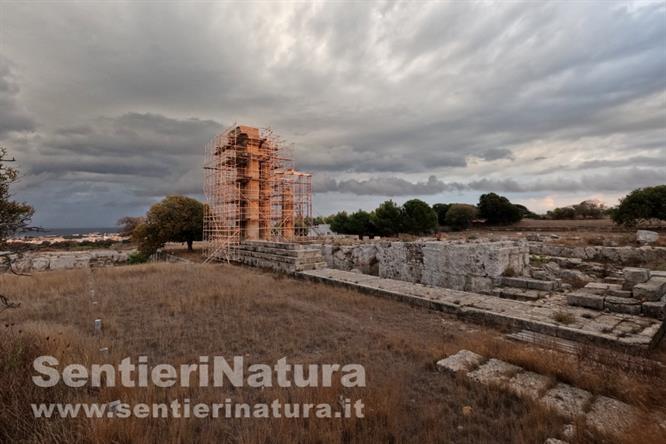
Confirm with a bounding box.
[507,371,552,400]
[467,359,522,385]
[541,384,592,418]
[436,350,484,374]
[586,395,639,434]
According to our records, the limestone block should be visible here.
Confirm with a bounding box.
[605,296,641,315]
[541,384,592,418]
[30,256,50,271]
[623,267,650,288]
[436,350,484,374]
[637,230,658,245]
[567,292,604,310]
[507,370,552,400]
[582,282,612,295]
[607,289,633,299]
[633,278,666,302]
[586,395,639,435]
[467,359,522,385]
[642,298,666,320]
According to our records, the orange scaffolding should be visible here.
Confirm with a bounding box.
[203,125,312,261]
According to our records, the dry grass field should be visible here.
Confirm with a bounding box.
[1,263,665,443]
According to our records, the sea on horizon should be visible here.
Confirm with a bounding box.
[15,227,120,238]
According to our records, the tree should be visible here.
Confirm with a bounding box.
[444,204,478,231]
[432,203,450,226]
[612,185,666,227]
[478,193,522,225]
[515,204,540,219]
[371,200,403,237]
[329,211,351,234]
[402,199,437,235]
[347,210,374,237]
[117,216,145,237]
[573,199,605,219]
[0,147,34,245]
[133,195,204,256]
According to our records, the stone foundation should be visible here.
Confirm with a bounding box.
[1,249,131,273]
[529,243,666,265]
[318,240,529,292]
[229,241,326,273]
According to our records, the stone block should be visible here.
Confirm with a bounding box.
[582,282,611,295]
[507,370,552,400]
[605,296,641,315]
[642,298,666,320]
[541,383,592,418]
[527,279,557,291]
[436,350,484,374]
[632,277,666,302]
[623,267,650,287]
[567,292,604,310]
[607,288,633,299]
[467,358,522,385]
[637,230,658,245]
[586,395,639,434]
[651,270,666,278]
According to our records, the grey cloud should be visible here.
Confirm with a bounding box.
[317,168,665,196]
[0,2,664,225]
[0,57,34,135]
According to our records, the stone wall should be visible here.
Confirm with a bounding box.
[230,241,326,273]
[529,242,666,265]
[318,240,529,292]
[1,249,131,273]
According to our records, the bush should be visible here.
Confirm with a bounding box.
[547,206,576,220]
[402,199,437,235]
[478,193,522,225]
[128,251,149,265]
[444,204,478,231]
[612,185,666,226]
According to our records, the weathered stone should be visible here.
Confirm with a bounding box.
[30,256,50,272]
[642,298,666,320]
[467,358,522,385]
[560,269,592,288]
[608,288,633,298]
[605,296,641,315]
[541,384,592,418]
[633,278,666,302]
[567,292,604,310]
[544,439,568,444]
[623,267,650,288]
[651,270,666,278]
[586,395,639,435]
[582,282,612,295]
[436,350,484,374]
[637,230,659,245]
[507,370,552,400]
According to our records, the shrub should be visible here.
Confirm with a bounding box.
[612,185,666,227]
[128,251,149,264]
[547,206,576,220]
[478,193,522,225]
[444,204,478,231]
[402,199,437,235]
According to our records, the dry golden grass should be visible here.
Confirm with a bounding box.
[1,263,664,443]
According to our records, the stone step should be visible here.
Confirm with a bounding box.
[299,268,665,351]
[491,288,543,302]
[501,276,558,291]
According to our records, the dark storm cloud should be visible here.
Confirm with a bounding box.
[0,1,664,223]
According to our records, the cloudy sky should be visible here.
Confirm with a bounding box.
[1,1,664,228]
